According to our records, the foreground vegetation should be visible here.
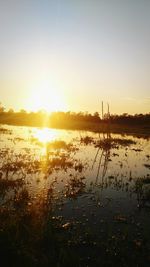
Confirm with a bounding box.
[0,125,150,266]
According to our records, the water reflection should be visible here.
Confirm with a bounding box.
[0,125,150,266]
[34,128,60,143]
[92,133,111,184]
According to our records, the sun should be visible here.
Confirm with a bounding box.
[27,81,67,113]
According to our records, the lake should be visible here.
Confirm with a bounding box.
[0,124,150,266]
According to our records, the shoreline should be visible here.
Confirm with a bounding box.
[0,120,150,137]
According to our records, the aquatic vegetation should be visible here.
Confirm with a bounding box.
[65,175,86,198]
[113,138,136,146]
[144,164,150,170]
[74,163,84,172]
[30,136,44,147]
[95,137,136,149]
[141,176,150,184]
[0,125,150,266]
[48,140,71,150]
[0,176,24,196]
[132,148,143,152]
[80,136,94,145]
[0,127,12,134]
[48,155,74,171]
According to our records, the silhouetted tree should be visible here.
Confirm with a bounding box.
[0,103,5,113]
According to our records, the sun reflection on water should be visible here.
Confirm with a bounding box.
[34,128,59,143]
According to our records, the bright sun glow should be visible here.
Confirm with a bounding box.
[27,81,67,113]
[34,128,59,143]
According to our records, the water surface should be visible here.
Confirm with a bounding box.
[0,124,150,266]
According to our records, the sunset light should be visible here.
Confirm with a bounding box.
[26,81,67,113]
[34,128,59,143]
[0,1,150,266]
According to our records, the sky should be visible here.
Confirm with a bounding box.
[0,0,150,114]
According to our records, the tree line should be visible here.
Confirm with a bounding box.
[0,103,150,125]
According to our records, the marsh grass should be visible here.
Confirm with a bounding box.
[0,127,150,266]
[0,176,81,267]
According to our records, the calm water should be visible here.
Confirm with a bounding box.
[1,124,150,266]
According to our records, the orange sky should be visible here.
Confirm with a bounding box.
[0,0,150,114]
